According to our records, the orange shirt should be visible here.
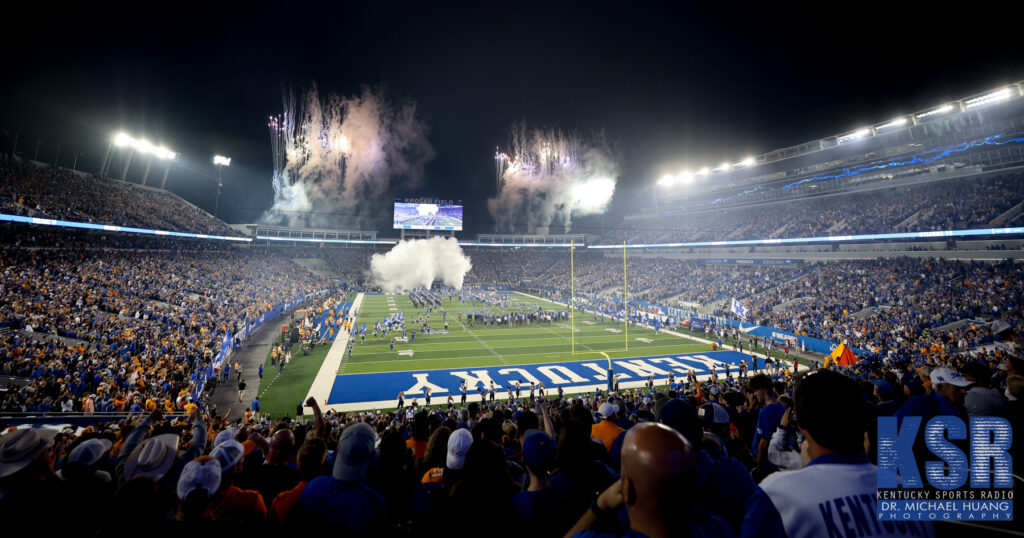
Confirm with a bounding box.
[591,419,624,452]
[406,439,427,460]
[421,467,444,484]
[208,485,267,522]
[269,481,308,522]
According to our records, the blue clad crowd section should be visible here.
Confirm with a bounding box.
[329,350,758,405]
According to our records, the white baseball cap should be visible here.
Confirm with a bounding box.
[177,457,222,501]
[446,428,472,470]
[213,427,238,448]
[598,402,619,419]
[930,368,973,388]
[210,440,244,473]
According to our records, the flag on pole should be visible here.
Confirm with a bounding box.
[730,298,749,320]
[825,343,858,368]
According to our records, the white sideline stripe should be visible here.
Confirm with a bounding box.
[304,293,364,413]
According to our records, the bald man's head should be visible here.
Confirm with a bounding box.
[267,428,295,464]
[620,422,697,510]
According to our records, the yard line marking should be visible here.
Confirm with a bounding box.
[460,322,507,364]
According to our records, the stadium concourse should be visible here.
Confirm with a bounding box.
[1,156,1023,535]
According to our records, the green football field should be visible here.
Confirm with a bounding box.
[339,292,711,374]
[258,291,712,417]
[257,290,815,417]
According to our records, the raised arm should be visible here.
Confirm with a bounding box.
[181,406,207,461]
[305,396,325,439]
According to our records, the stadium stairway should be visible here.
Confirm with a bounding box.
[933,318,989,333]
[849,306,883,319]
[290,258,339,279]
[725,225,753,240]
[769,223,792,239]
[771,296,814,313]
[894,209,924,231]
[825,218,848,234]
[990,200,1024,225]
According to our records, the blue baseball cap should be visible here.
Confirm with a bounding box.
[522,430,556,473]
[869,379,897,398]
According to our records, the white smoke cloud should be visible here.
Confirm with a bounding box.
[265,85,434,228]
[369,237,473,293]
[490,121,620,234]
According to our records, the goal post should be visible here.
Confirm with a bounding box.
[570,240,629,361]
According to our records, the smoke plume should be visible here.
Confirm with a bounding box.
[490,121,620,234]
[369,237,473,292]
[265,85,434,228]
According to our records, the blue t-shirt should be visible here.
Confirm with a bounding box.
[297,476,386,532]
[751,402,786,459]
[514,487,559,523]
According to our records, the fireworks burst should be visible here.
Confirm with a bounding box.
[489,121,619,234]
[264,85,433,228]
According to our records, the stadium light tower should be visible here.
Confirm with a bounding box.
[109,132,177,185]
[213,155,231,218]
[114,132,135,181]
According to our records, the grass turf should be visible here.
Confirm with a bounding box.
[340,292,711,375]
[255,337,331,419]
[258,291,816,416]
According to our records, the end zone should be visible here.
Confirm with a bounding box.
[315,350,808,412]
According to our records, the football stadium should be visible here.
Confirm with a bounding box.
[1,5,1022,536]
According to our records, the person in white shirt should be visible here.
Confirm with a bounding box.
[742,370,933,538]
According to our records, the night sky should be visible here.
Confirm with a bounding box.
[2,1,1021,235]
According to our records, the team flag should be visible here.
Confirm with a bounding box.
[730,298,749,320]
[825,343,858,368]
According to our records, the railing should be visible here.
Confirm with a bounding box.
[0,412,191,428]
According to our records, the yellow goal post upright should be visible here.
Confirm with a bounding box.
[570,240,629,391]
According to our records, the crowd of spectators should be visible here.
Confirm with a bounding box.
[598,172,1024,245]
[0,157,239,237]
[0,225,242,251]
[738,258,1024,363]
[0,247,324,414]
[5,341,1021,535]
[320,246,389,285]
